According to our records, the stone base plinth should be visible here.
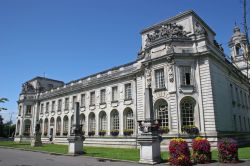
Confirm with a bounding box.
[31,133,42,147]
[138,134,162,164]
[67,135,83,155]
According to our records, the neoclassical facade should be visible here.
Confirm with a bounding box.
[15,10,250,147]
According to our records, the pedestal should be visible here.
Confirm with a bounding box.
[138,134,162,164]
[31,133,42,147]
[67,135,84,155]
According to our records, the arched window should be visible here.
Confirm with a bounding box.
[16,120,20,135]
[39,119,43,133]
[181,97,196,126]
[44,118,48,135]
[24,119,31,136]
[123,108,134,130]
[236,44,244,57]
[99,111,107,131]
[154,99,168,128]
[63,116,69,135]
[111,110,119,130]
[56,117,61,135]
[89,113,96,133]
[50,117,54,127]
[80,114,85,132]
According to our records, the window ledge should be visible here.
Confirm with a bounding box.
[89,105,96,110]
[179,85,194,94]
[99,103,107,109]
[154,87,166,92]
[111,101,119,107]
[124,99,133,105]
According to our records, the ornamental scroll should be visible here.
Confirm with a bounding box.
[145,23,190,47]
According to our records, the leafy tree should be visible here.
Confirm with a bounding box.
[0,98,8,111]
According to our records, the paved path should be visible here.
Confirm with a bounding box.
[0,148,250,166]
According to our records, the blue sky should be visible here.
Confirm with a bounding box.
[0,0,249,123]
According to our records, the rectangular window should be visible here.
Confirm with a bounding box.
[52,101,55,112]
[58,99,62,111]
[90,92,95,106]
[45,102,49,113]
[26,105,32,115]
[72,96,77,109]
[40,104,44,114]
[81,94,85,107]
[100,89,106,104]
[125,83,132,100]
[180,66,192,86]
[65,98,69,110]
[155,69,165,89]
[112,86,118,101]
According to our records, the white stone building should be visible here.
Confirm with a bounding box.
[15,10,250,148]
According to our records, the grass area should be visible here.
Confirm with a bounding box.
[1,141,250,161]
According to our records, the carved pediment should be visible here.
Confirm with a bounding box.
[145,23,191,47]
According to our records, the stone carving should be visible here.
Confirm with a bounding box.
[166,45,175,54]
[145,23,190,47]
[194,22,206,35]
[22,82,35,93]
[145,67,152,88]
[168,65,174,83]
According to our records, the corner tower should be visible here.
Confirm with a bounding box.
[229,26,250,78]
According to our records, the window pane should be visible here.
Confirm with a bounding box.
[112,86,118,101]
[90,92,95,105]
[81,94,85,107]
[155,69,165,89]
[125,84,132,100]
[100,89,106,103]
[181,98,195,126]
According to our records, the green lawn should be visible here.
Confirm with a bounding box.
[1,141,250,161]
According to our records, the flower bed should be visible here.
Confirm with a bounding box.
[110,129,119,136]
[181,125,199,135]
[218,138,239,163]
[63,131,68,136]
[169,138,192,166]
[192,137,211,164]
[98,130,106,136]
[123,129,133,136]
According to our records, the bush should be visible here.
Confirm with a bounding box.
[169,138,192,166]
[192,137,211,164]
[44,132,48,136]
[23,132,30,136]
[123,129,133,136]
[63,131,68,136]
[88,131,95,136]
[181,125,199,135]
[98,130,106,136]
[218,138,239,163]
[110,129,119,136]
[56,131,60,136]
[159,126,169,134]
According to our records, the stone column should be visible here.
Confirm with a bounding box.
[67,102,84,155]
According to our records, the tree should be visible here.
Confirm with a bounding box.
[0,97,8,111]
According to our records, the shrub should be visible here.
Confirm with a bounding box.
[88,131,95,136]
[123,129,133,136]
[63,131,68,136]
[110,129,119,136]
[44,132,48,136]
[56,131,60,136]
[169,138,192,166]
[218,138,239,163]
[98,130,106,136]
[192,137,211,164]
[159,126,169,134]
[181,125,199,135]
[23,132,30,136]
